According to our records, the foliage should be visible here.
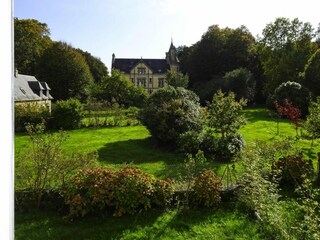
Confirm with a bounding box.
[238,139,300,239]
[268,81,311,117]
[191,169,221,207]
[14,18,53,75]
[179,25,255,90]
[295,178,320,240]
[14,103,50,132]
[223,68,256,103]
[165,70,189,88]
[207,90,247,139]
[16,123,96,207]
[258,17,316,95]
[75,48,109,83]
[272,154,314,187]
[305,97,320,144]
[63,167,175,218]
[181,150,208,205]
[50,98,85,130]
[178,91,246,161]
[37,41,94,101]
[274,99,302,136]
[90,69,147,108]
[82,102,140,128]
[63,168,116,218]
[302,49,320,96]
[188,75,224,104]
[139,86,202,147]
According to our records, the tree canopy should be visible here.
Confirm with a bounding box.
[75,48,109,83]
[258,17,317,95]
[37,41,94,101]
[302,49,320,96]
[14,18,53,75]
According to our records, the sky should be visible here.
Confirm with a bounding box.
[13,0,320,71]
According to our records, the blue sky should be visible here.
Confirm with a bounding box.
[14,0,319,71]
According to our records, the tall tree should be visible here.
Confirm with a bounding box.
[258,17,317,95]
[178,25,256,103]
[75,49,109,83]
[302,49,320,96]
[37,41,94,101]
[90,69,147,107]
[14,18,53,75]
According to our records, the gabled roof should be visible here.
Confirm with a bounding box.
[14,73,53,101]
[113,58,170,74]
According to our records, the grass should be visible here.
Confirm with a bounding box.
[15,107,320,183]
[15,203,266,240]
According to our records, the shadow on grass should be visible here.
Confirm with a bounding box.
[15,202,263,240]
[243,108,279,123]
[97,137,184,165]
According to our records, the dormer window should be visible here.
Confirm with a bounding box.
[138,67,146,75]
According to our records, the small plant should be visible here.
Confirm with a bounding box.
[191,169,221,207]
[274,99,301,136]
[272,154,314,187]
[304,97,320,147]
[16,123,96,208]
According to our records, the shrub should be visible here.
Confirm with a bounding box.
[50,98,85,130]
[63,168,116,218]
[139,86,202,147]
[206,90,247,139]
[152,179,175,207]
[63,167,175,218]
[272,154,314,187]
[113,167,155,216]
[223,68,256,103]
[305,97,320,146]
[14,103,50,132]
[179,91,246,162]
[191,169,221,207]
[267,81,311,117]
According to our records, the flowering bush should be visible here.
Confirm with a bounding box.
[63,168,116,218]
[63,167,175,218]
[272,154,314,187]
[191,169,221,207]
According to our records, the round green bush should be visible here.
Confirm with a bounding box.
[139,86,202,147]
[50,98,84,130]
[267,81,311,117]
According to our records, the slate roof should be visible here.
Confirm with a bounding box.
[14,73,53,101]
[113,58,170,74]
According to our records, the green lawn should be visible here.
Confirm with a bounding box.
[15,204,266,240]
[15,107,320,182]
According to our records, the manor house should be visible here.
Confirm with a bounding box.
[112,42,179,93]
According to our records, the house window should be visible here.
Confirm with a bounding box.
[137,78,146,87]
[138,67,146,75]
[158,78,164,87]
[149,78,153,84]
[148,89,153,94]
[131,78,135,84]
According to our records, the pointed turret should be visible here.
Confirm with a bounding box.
[165,40,179,71]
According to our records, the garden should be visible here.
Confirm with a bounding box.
[14,86,320,239]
